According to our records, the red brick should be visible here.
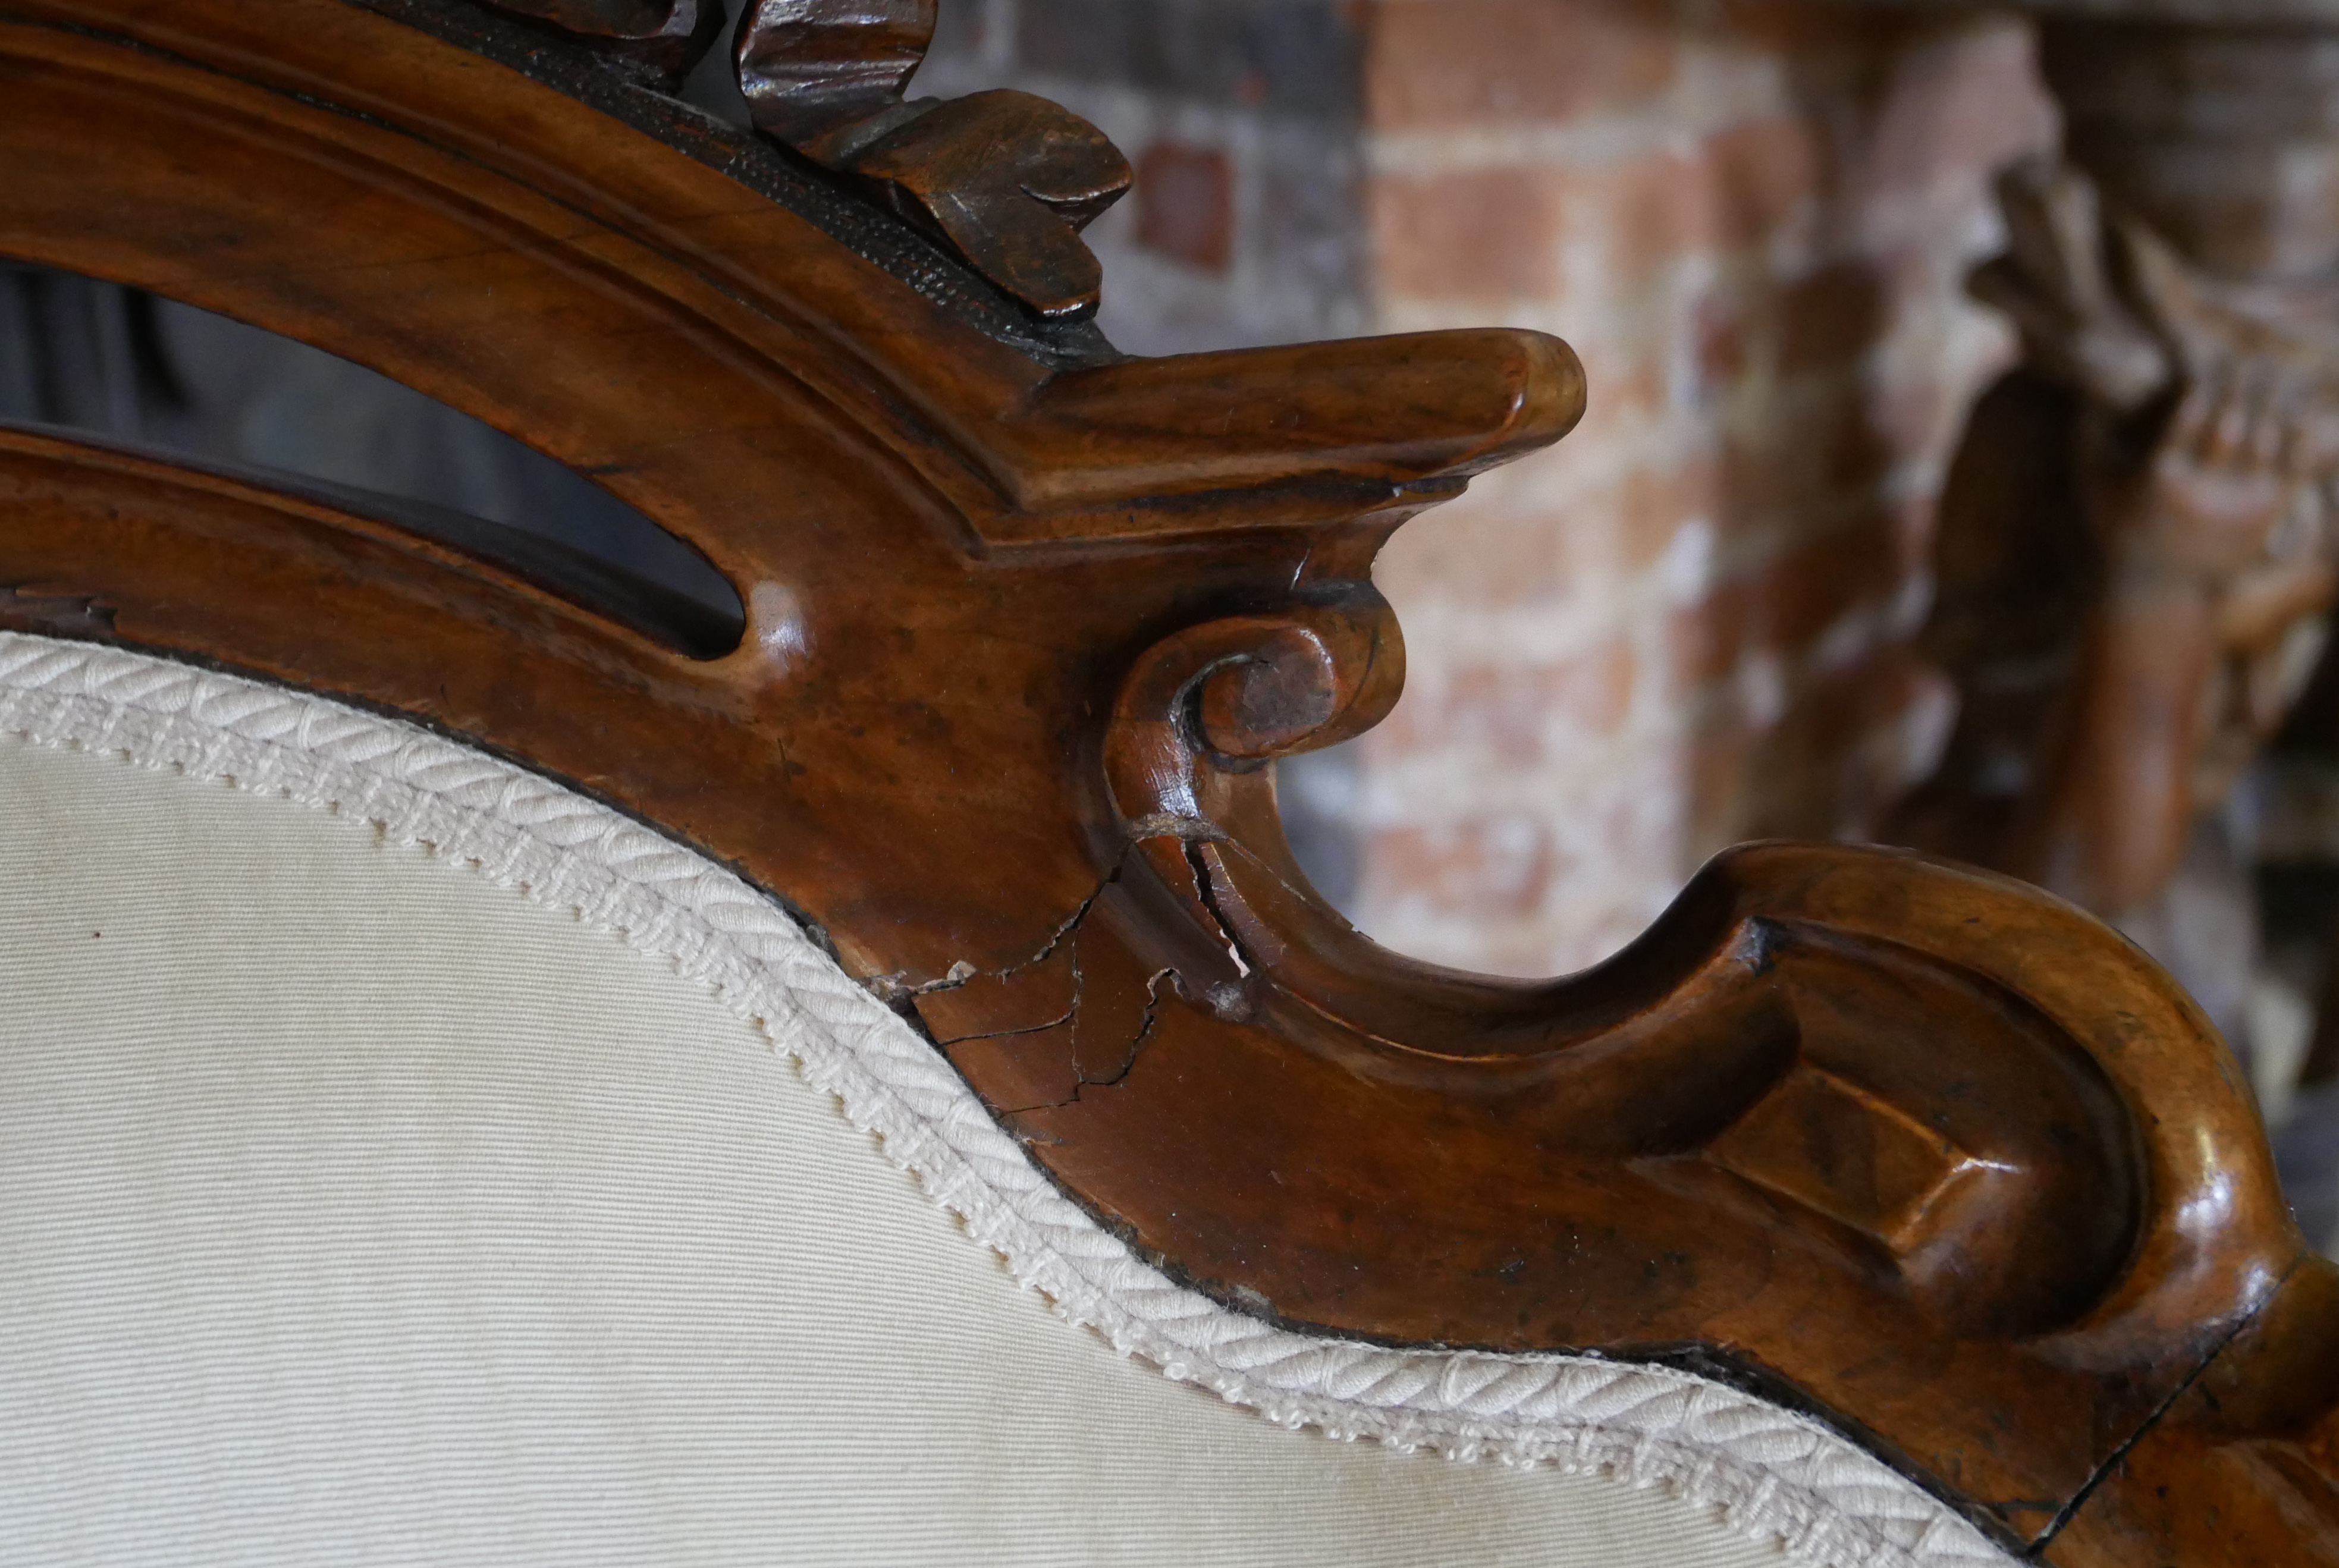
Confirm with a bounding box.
[1778,260,1889,374]
[1384,638,1637,763]
[1666,511,1911,706]
[1694,292,1757,392]
[1705,117,1828,249]
[1340,0,2055,972]
[1135,143,1235,271]
[1708,0,1901,55]
[1377,492,1572,610]
[1684,717,1763,853]
[1371,169,1558,302]
[1863,21,2056,199]
[1712,414,1830,524]
[1568,344,1669,443]
[1750,514,1904,661]
[1360,819,1553,919]
[1377,151,1724,305]
[1709,381,1890,527]
[1563,150,1716,282]
[1366,0,1677,131]
[1668,579,1756,697]
[1380,451,1693,612]
[1615,455,1722,570]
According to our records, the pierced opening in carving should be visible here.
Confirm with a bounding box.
[0,264,747,660]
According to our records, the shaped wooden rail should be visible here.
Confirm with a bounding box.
[0,1,2334,1561]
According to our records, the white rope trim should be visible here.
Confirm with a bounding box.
[0,631,2011,1568]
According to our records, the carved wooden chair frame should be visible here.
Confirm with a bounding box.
[0,3,2328,1563]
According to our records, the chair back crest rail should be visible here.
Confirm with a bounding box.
[0,2,2333,1560]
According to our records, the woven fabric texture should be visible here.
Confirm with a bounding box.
[0,630,2010,1567]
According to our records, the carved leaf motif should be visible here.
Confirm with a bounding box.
[827,90,1132,322]
[729,1,1126,322]
[479,0,727,90]
[733,0,937,144]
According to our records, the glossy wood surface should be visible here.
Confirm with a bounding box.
[1,2,2334,1560]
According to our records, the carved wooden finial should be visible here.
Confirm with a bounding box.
[733,0,937,143]
[478,0,727,90]
[732,0,1131,322]
[817,91,1131,323]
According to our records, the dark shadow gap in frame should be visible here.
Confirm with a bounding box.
[0,262,748,661]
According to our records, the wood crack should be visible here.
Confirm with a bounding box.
[2022,1251,2302,1557]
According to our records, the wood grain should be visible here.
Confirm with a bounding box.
[1,2,2332,1559]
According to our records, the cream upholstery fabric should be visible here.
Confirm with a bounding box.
[0,633,2008,1567]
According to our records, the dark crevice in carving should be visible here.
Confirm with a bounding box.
[940,988,1079,1049]
[853,835,2098,1556]
[2023,1253,2302,1557]
[1074,967,1181,1093]
[0,583,117,637]
[989,964,1181,1117]
[339,0,1121,365]
[1182,834,1264,1017]
[0,259,749,657]
[866,853,1121,1005]
[887,846,1192,1113]
[476,0,726,90]
[2,421,744,658]
[866,957,981,1003]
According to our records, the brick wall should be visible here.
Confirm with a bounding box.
[920,1,2059,977]
[915,0,1370,354]
[1357,4,2058,974]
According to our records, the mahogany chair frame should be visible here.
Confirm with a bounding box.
[0,3,2331,1561]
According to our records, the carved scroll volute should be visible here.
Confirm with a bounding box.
[1104,595,1402,935]
[1099,592,2283,1356]
[480,0,727,89]
[733,0,1131,320]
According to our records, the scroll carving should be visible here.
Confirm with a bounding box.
[732,0,1131,320]
[1057,584,2307,1550]
[1099,602,2201,1341]
[14,1,2335,1554]
[478,0,726,90]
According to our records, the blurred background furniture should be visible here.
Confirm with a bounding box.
[1841,0,2339,1239]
